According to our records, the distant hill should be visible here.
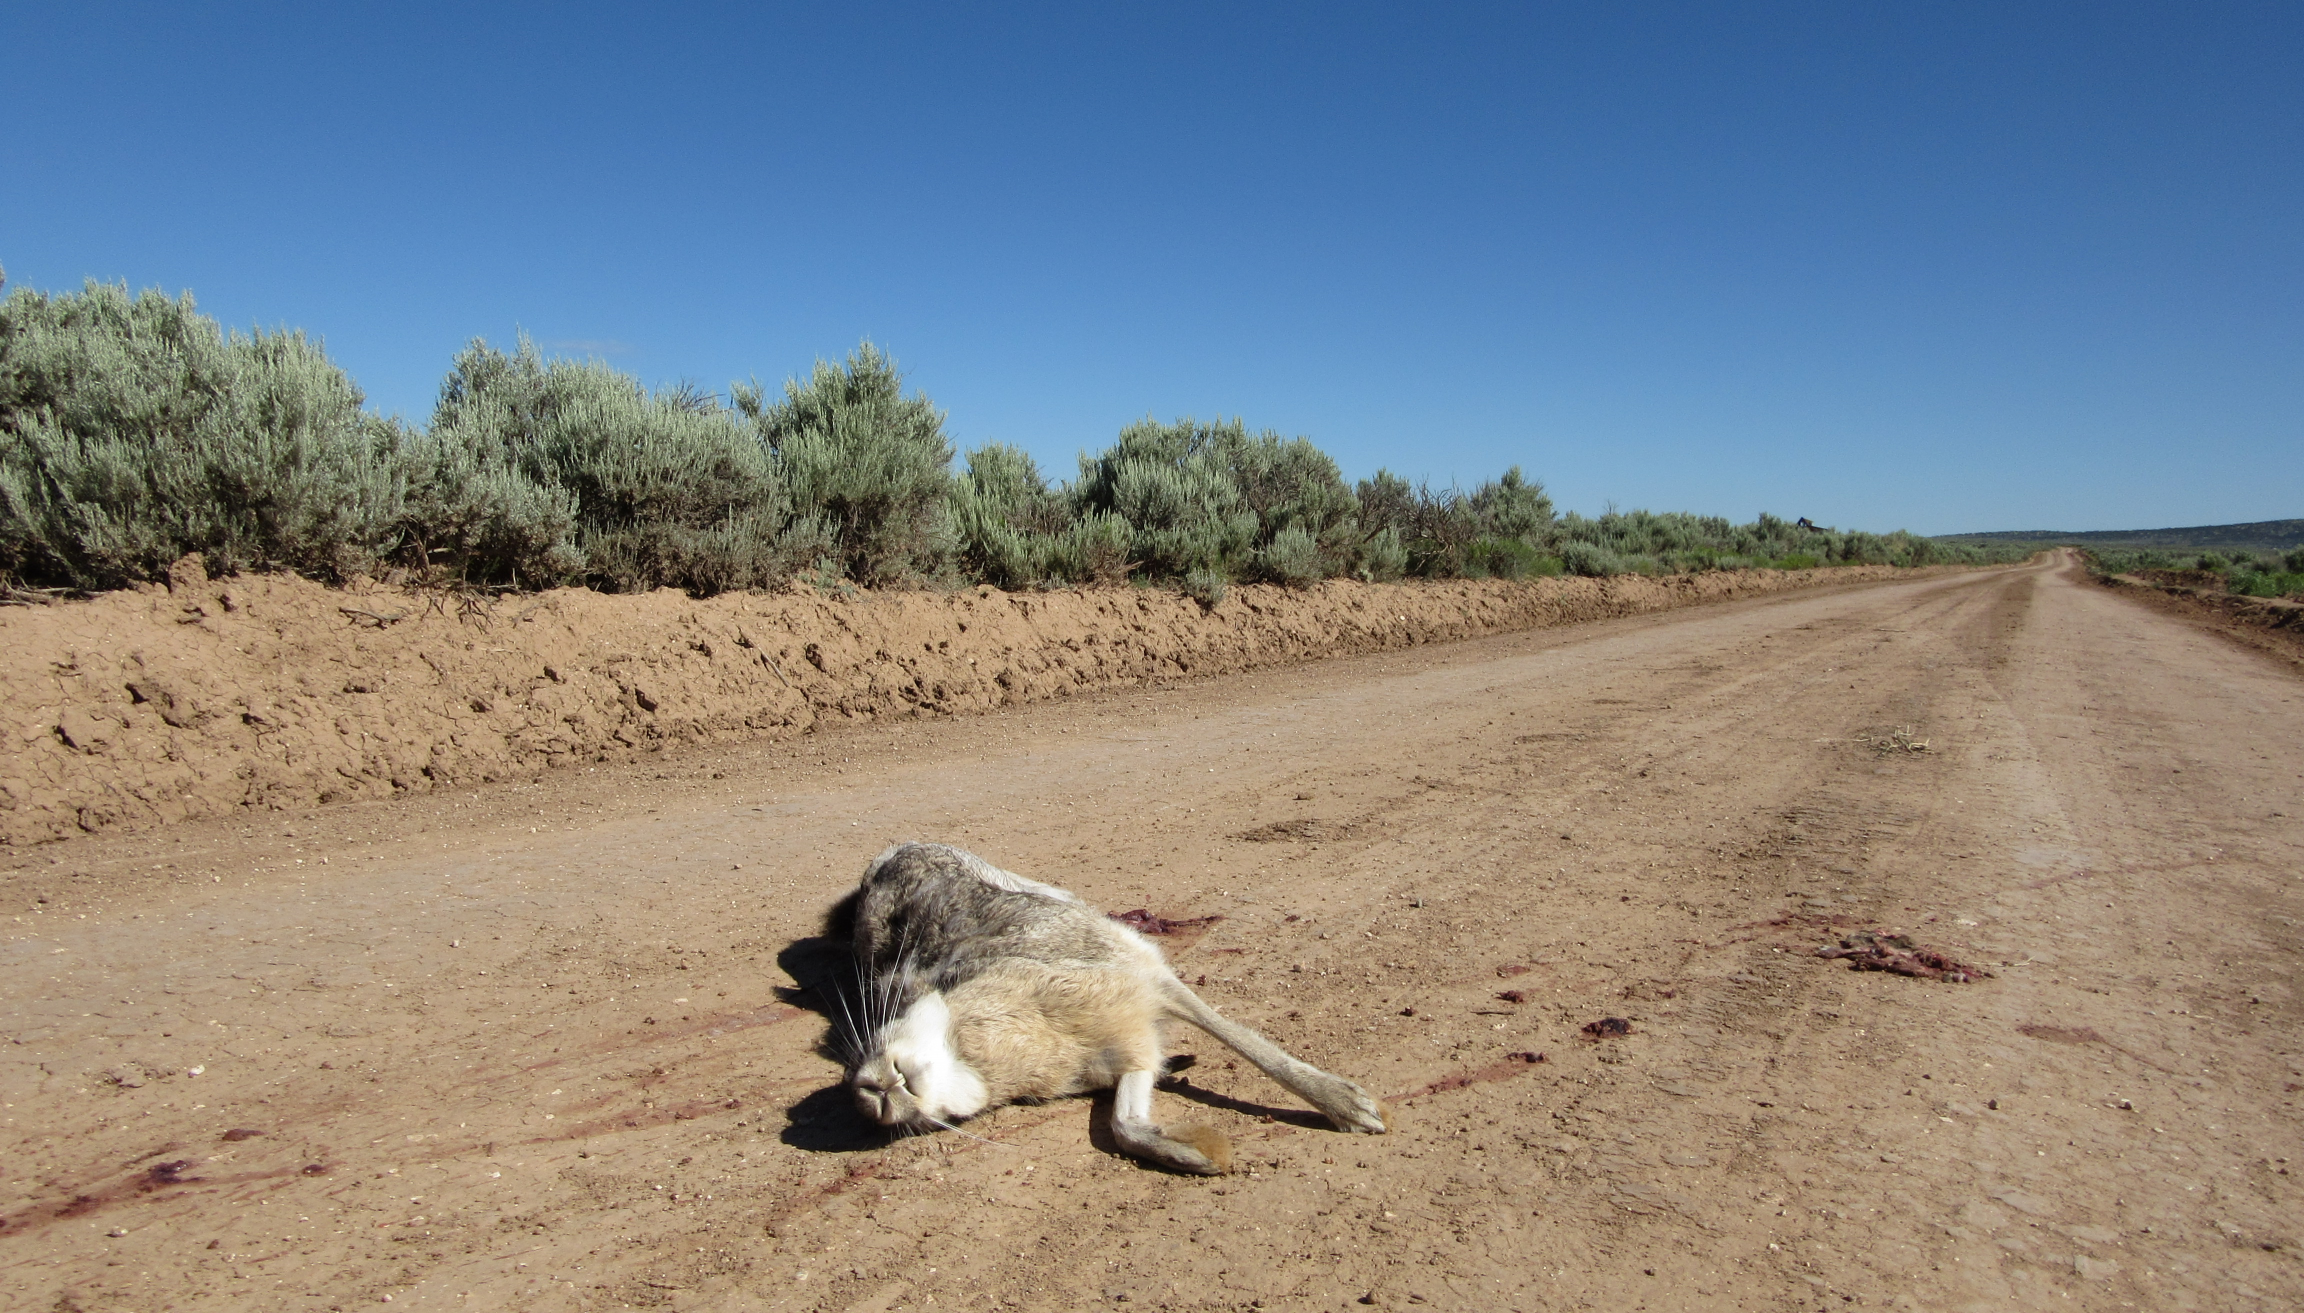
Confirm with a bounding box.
[1933,519,2304,553]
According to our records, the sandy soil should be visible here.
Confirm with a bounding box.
[3,552,2299,1312]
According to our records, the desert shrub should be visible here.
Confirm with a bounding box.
[397,426,583,586]
[1558,540,1626,577]
[949,509,1037,588]
[1557,508,1736,561]
[3,269,2015,601]
[2089,547,2304,598]
[949,444,1045,588]
[1118,459,1256,577]
[1225,429,1359,564]
[1829,530,1891,565]
[2084,549,2170,574]
[1466,466,1555,542]
[1885,531,1937,566]
[1555,510,1598,544]
[0,280,410,588]
[1073,418,1259,580]
[1355,470,1483,577]
[950,442,1093,588]
[429,337,787,593]
[1353,524,1408,582]
[1742,512,1809,559]
[956,443,1067,533]
[1043,509,1135,585]
[736,343,954,587]
[2226,553,2304,598]
[1181,566,1227,608]
[1353,469,1417,538]
[583,515,785,595]
[1463,535,1546,579]
[2232,571,2304,599]
[1074,417,1360,585]
[1256,523,1324,586]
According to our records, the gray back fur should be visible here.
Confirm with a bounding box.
[840,843,1124,1001]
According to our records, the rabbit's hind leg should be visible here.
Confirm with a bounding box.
[1108,1069,1231,1175]
[1158,978,1389,1134]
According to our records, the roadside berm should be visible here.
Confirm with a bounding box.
[0,560,1938,846]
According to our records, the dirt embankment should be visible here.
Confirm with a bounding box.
[0,558,1942,846]
[2098,571,2304,666]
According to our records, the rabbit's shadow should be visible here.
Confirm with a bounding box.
[1152,1064,1334,1131]
[774,935,886,1153]
[1078,1059,1333,1166]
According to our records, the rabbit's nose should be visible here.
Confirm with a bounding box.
[855,1084,909,1126]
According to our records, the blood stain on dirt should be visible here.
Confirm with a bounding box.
[2016,1023,2105,1045]
[2013,1021,2179,1074]
[143,1160,198,1186]
[4,1158,329,1235]
[1815,930,1991,982]
[1112,909,1226,949]
[1397,1052,1547,1103]
[1237,820,1356,843]
[1111,909,1225,935]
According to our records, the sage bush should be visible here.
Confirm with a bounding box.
[0,274,2028,597]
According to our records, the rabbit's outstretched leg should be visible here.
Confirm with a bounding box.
[1159,978,1389,1134]
[1108,1068,1232,1175]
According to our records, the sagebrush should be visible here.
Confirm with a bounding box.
[0,276,2030,597]
[2085,547,2304,600]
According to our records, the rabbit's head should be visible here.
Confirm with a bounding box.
[849,991,989,1130]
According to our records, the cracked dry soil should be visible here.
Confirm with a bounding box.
[3,553,2300,1311]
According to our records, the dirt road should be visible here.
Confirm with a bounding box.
[5,554,2299,1312]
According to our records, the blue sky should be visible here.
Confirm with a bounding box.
[4,2,2297,534]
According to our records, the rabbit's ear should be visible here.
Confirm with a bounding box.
[822,886,862,941]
